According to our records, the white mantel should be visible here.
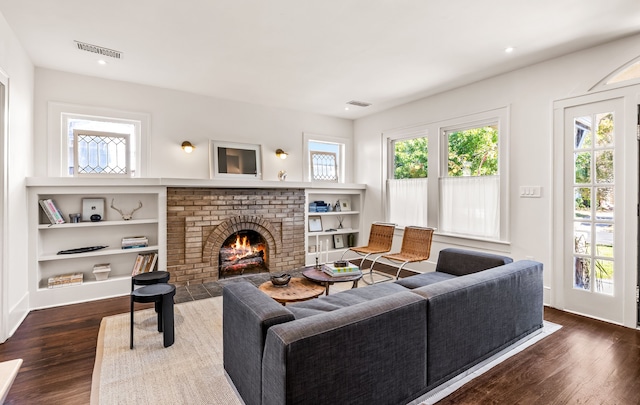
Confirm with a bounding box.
[25,177,366,190]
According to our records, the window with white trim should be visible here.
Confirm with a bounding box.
[64,114,139,177]
[48,103,148,177]
[304,134,348,183]
[383,107,509,243]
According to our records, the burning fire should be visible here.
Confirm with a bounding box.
[229,235,258,260]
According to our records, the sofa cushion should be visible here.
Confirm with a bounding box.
[394,271,457,289]
[436,248,513,276]
[287,282,407,319]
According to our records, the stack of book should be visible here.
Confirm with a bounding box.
[309,201,329,212]
[322,263,361,277]
[121,236,148,249]
[131,252,158,276]
[47,272,83,288]
[39,199,65,224]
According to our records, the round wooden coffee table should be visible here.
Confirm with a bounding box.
[301,266,362,295]
[258,277,325,305]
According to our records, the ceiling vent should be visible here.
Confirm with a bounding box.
[74,40,122,59]
[346,100,372,108]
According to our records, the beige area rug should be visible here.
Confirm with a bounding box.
[91,296,242,405]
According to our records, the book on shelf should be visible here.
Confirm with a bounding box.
[39,199,65,224]
[143,252,158,273]
[47,272,83,288]
[122,236,149,249]
[322,263,361,277]
[131,252,158,276]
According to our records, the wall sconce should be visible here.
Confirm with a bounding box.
[275,149,288,159]
[181,141,195,153]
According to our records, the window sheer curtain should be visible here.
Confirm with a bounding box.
[387,178,428,228]
[439,176,499,239]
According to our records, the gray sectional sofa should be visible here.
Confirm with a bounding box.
[223,248,544,405]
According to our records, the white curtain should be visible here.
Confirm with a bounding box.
[439,175,499,239]
[387,178,428,228]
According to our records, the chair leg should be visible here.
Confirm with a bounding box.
[395,262,409,280]
[363,257,394,285]
[342,251,373,271]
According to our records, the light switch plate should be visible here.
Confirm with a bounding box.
[519,186,541,198]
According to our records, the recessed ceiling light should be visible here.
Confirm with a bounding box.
[504,47,515,54]
[345,107,349,111]
[97,59,107,65]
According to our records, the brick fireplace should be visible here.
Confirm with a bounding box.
[166,187,306,285]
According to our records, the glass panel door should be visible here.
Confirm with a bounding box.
[564,98,624,324]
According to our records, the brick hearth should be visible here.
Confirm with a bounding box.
[166,187,306,285]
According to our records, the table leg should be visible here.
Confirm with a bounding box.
[157,298,163,333]
[130,296,134,349]
[162,294,175,348]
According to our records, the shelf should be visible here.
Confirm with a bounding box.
[307,211,359,216]
[38,218,158,229]
[39,245,160,262]
[308,229,358,237]
[37,274,132,292]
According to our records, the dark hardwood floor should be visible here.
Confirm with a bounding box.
[1,286,639,404]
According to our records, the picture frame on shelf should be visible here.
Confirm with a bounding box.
[333,234,345,249]
[338,199,351,211]
[82,198,105,222]
[308,216,323,232]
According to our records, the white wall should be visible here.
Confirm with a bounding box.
[0,11,34,340]
[34,68,353,182]
[354,33,640,302]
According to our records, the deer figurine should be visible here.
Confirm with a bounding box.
[110,199,143,220]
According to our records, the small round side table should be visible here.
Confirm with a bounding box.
[130,283,176,349]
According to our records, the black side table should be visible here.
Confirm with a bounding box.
[130,283,176,349]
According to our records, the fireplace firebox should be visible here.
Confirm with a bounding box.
[219,231,267,278]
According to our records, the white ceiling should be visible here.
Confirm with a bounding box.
[1,0,639,119]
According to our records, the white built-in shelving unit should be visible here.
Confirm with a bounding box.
[27,179,166,309]
[305,188,364,266]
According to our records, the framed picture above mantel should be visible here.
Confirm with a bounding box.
[209,140,263,180]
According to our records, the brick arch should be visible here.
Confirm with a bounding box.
[202,215,281,278]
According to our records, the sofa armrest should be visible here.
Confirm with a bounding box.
[223,281,295,405]
[435,248,513,276]
[412,260,543,388]
[262,292,427,405]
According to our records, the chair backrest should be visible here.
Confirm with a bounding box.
[399,226,434,260]
[366,223,396,251]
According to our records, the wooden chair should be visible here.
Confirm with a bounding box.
[366,226,434,284]
[340,222,396,269]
